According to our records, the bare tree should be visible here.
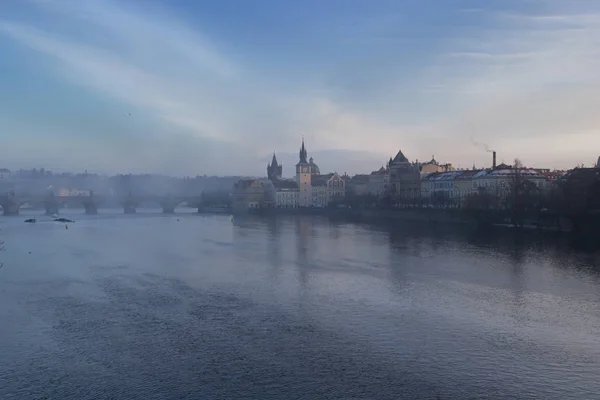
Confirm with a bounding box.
[511,158,524,227]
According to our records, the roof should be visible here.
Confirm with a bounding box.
[272,179,298,190]
[391,150,409,163]
[421,171,465,182]
[370,166,388,175]
[0,168,10,173]
[487,168,543,177]
[311,173,342,186]
[349,174,370,183]
[311,177,328,187]
[455,170,484,180]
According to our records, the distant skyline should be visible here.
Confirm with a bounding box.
[2,0,600,176]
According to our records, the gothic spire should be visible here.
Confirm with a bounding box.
[299,138,308,163]
[271,152,278,167]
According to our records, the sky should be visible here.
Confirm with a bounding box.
[1,0,600,177]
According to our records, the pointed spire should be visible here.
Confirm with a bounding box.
[299,137,308,163]
[271,152,278,167]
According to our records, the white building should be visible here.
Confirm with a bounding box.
[273,179,300,208]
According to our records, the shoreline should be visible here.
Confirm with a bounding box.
[225,207,590,234]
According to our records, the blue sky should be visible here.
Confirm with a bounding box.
[1,0,600,176]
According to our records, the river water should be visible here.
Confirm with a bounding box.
[1,210,599,399]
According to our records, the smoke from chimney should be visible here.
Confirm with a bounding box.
[493,151,497,169]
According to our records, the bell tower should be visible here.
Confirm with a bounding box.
[295,138,312,207]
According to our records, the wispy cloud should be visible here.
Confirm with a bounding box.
[1,0,600,174]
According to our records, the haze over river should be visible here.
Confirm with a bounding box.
[1,209,600,399]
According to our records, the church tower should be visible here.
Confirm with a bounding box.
[296,139,312,207]
[267,152,282,181]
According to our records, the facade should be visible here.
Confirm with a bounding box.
[232,178,273,210]
[311,177,328,207]
[418,156,454,177]
[273,179,300,208]
[310,173,346,207]
[295,140,314,207]
[368,166,389,196]
[421,171,464,206]
[421,168,552,208]
[346,174,370,196]
[326,172,346,203]
[388,150,421,201]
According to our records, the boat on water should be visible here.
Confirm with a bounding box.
[54,217,74,223]
[24,218,36,223]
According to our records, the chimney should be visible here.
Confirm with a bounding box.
[492,151,497,169]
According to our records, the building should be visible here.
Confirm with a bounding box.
[418,156,454,177]
[267,153,282,181]
[420,171,465,207]
[295,139,314,207]
[368,166,389,196]
[0,168,10,179]
[388,149,421,201]
[538,170,566,191]
[232,178,273,210]
[293,139,345,207]
[272,179,299,208]
[326,172,346,204]
[561,167,600,212]
[346,174,370,196]
[420,166,553,209]
[311,175,328,207]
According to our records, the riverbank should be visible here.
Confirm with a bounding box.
[228,207,588,234]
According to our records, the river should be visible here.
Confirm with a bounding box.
[1,210,599,399]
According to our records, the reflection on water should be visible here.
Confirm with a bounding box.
[1,212,600,399]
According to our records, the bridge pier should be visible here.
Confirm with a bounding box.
[1,200,21,215]
[1,193,22,216]
[44,191,60,215]
[161,205,176,214]
[121,194,140,214]
[44,200,60,215]
[82,199,98,215]
[159,199,180,214]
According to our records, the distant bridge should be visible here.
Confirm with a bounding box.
[0,191,204,216]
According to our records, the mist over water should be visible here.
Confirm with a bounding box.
[1,212,599,399]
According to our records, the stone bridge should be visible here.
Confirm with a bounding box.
[0,191,203,215]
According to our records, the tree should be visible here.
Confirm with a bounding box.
[509,158,544,226]
[465,187,493,210]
